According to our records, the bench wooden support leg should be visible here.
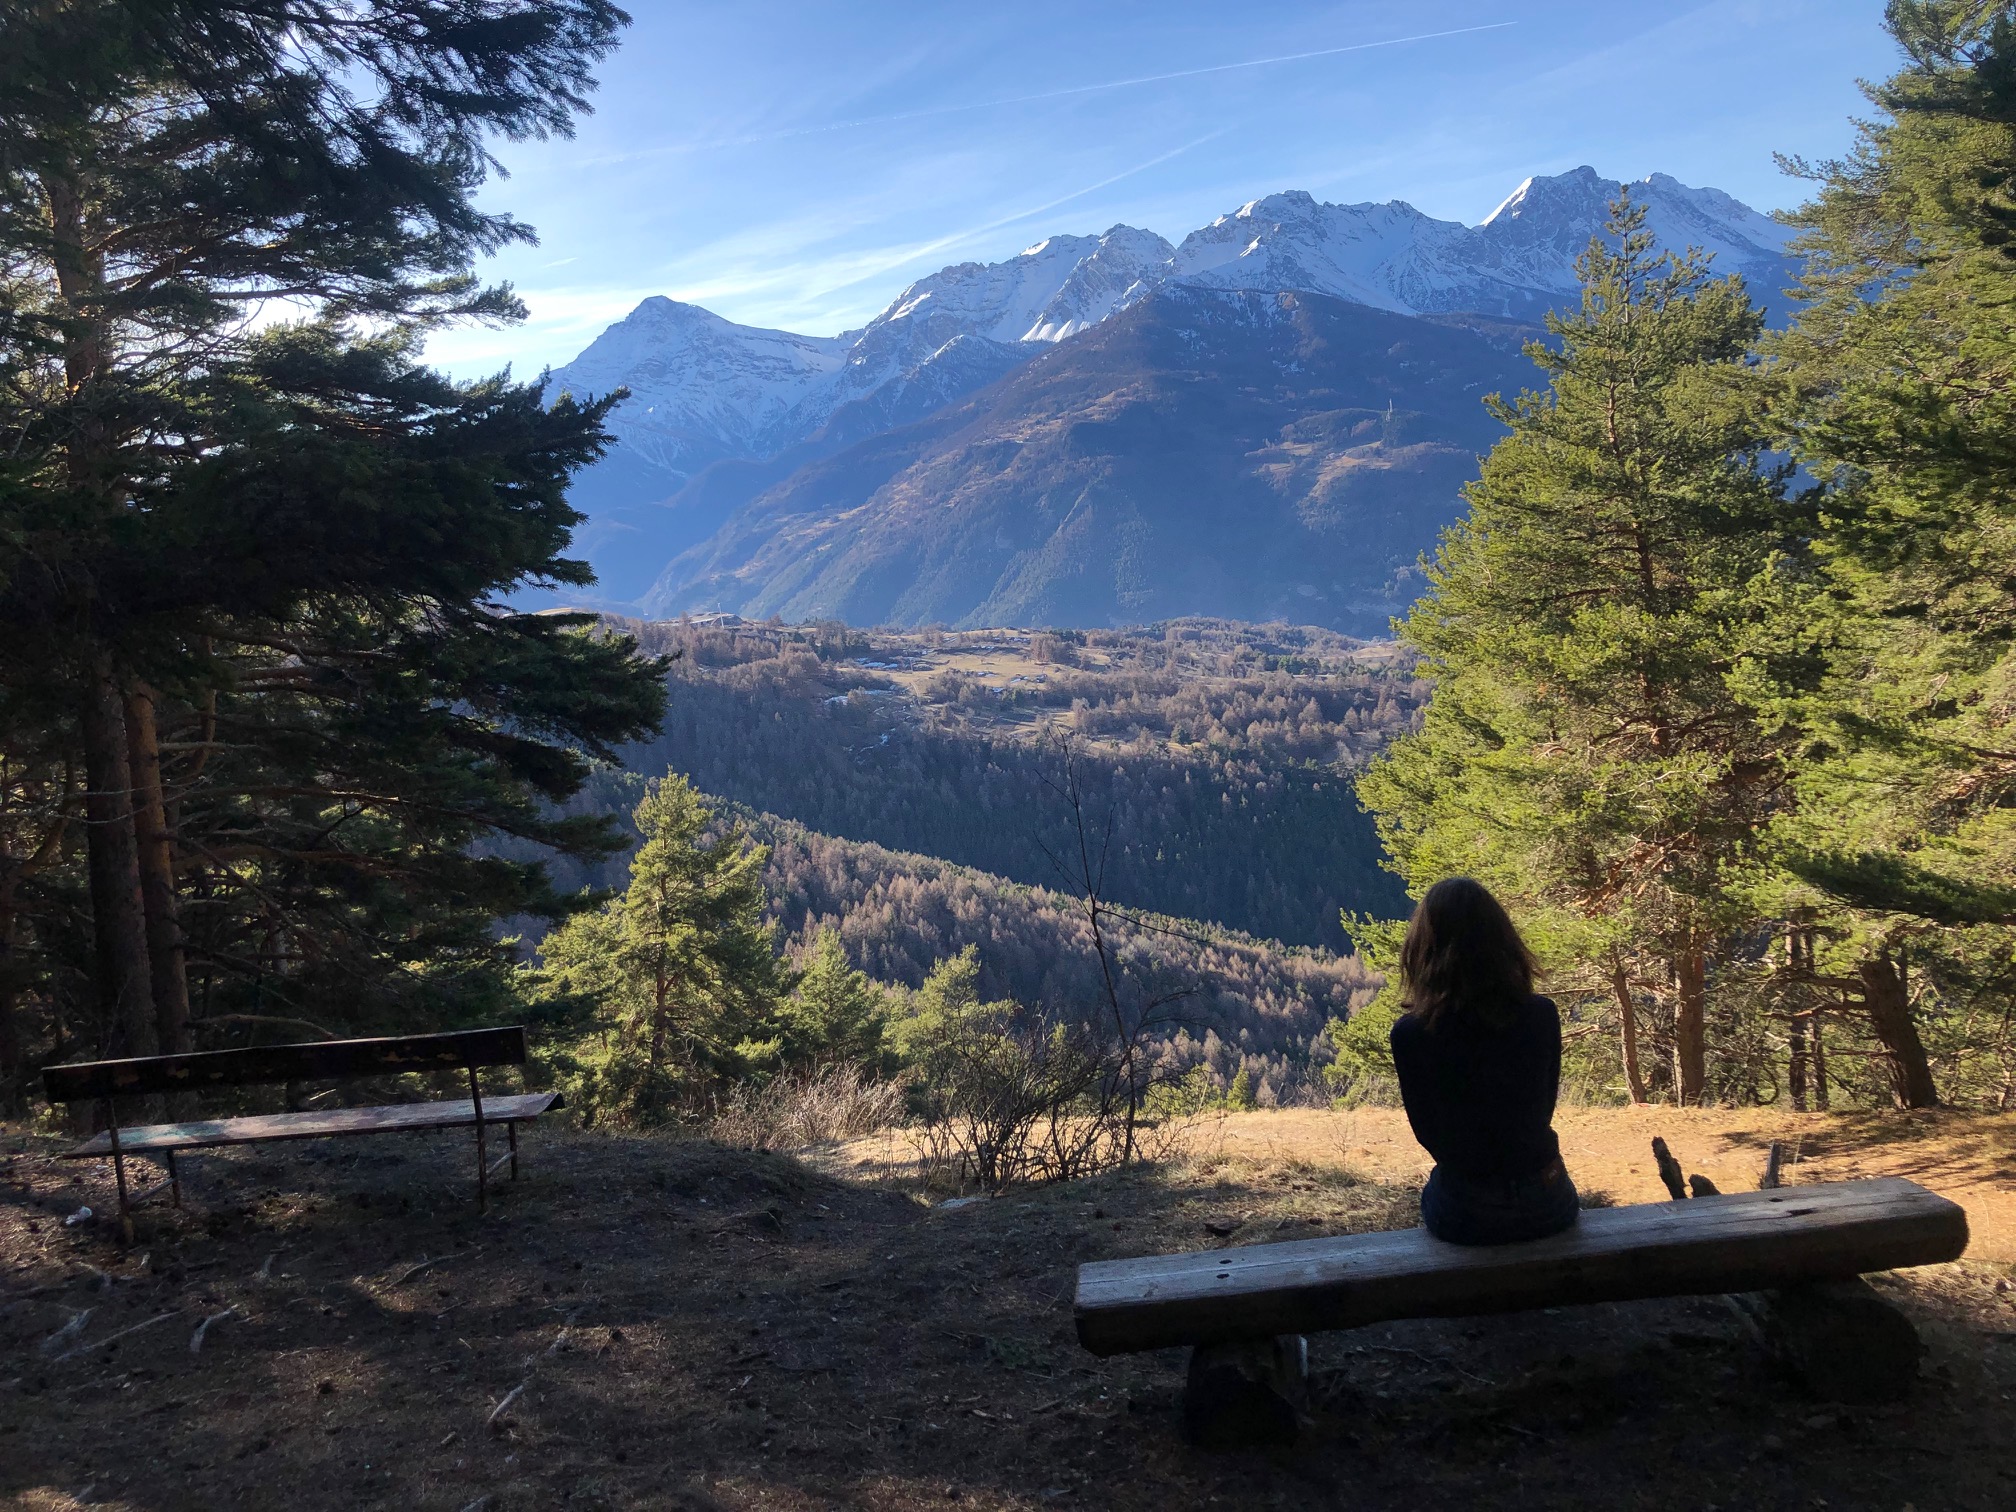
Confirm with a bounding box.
[1730,1277,1924,1404]
[166,1150,181,1208]
[469,1066,487,1214]
[508,1120,518,1180]
[1182,1335,1308,1449]
[102,1099,135,1246]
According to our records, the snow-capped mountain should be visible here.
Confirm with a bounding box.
[1167,167,1794,320]
[538,167,1799,610]
[548,297,848,478]
[548,223,1174,488]
[552,167,1792,487]
[864,224,1175,345]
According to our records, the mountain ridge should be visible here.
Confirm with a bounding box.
[538,166,1797,614]
[643,286,1542,632]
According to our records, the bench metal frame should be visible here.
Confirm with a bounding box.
[41,1027,561,1242]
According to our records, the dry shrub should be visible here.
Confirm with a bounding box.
[905,1017,1168,1193]
[708,1065,906,1151]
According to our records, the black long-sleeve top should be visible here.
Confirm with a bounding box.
[1389,993,1563,1182]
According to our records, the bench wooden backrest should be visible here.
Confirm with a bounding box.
[42,1027,528,1104]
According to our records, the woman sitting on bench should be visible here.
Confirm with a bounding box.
[1389,877,1579,1245]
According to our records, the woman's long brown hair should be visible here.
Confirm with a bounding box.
[1398,877,1538,1030]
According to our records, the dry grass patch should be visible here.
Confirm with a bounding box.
[2,1108,2013,1511]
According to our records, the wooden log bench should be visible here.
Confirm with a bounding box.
[1075,1177,1968,1446]
[41,1027,561,1242]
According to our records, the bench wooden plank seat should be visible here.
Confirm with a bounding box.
[41,1027,557,1241]
[59,1092,562,1157]
[1076,1177,1968,1357]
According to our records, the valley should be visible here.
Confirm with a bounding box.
[510,616,1421,1101]
[578,614,1420,945]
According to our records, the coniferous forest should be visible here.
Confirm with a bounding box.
[7,0,2016,1127]
[13,10,2016,1512]
[0,1,665,1113]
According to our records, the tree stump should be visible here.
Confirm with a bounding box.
[1732,1277,1924,1404]
[1181,1335,1308,1448]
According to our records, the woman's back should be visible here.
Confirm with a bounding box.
[1389,992,1562,1181]
[1383,876,1578,1245]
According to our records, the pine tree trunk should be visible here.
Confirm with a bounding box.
[1858,952,1938,1109]
[1608,953,1649,1105]
[80,659,158,1060]
[124,683,190,1057]
[54,166,155,1067]
[0,882,23,1117]
[1812,1009,1831,1111]
[1787,924,1812,1113]
[1673,943,1707,1106]
[1788,1012,1811,1113]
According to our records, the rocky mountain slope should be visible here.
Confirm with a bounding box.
[539,167,1796,614]
[643,288,1539,632]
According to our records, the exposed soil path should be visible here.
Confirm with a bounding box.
[2,1108,2012,1511]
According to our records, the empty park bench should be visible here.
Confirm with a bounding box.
[42,1026,561,1242]
[1075,1177,1969,1445]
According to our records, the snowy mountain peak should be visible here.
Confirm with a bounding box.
[867,225,1167,345]
[1483,167,1792,263]
[555,167,1795,487]
[1479,166,1611,227]
[547,296,847,475]
[1167,167,1798,320]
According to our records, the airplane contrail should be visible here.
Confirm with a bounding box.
[863,20,1522,127]
[598,22,1517,162]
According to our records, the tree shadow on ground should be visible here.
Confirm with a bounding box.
[2,1126,2013,1511]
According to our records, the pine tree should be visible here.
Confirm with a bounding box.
[783,928,887,1069]
[0,2,664,1056]
[536,776,783,1126]
[1228,1065,1257,1111]
[888,947,994,1067]
[1357,198,1807,1105]
[1758,0,2016,1107]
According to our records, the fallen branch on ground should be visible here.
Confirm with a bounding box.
[38,1309,92,1357]
[485,1382,525,1429]
[53,1310,180,1364]
[191,1306,240,1354]
[394,1255,449,1286]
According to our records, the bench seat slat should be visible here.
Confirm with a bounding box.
[1074,1177,1968,1355]
[61,1092,562,1158]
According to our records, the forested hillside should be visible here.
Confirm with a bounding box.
[563,616,1423,950]
[763,810,1374,1103]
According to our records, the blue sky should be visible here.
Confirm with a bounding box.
[427,0,1898,379]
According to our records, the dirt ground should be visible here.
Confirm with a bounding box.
[2,1105,2013,1512]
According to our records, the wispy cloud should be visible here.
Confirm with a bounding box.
[588,22,1516,165]
[763,22,1519,139]
[483,128,1235,361]
[792,129,1234,304]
